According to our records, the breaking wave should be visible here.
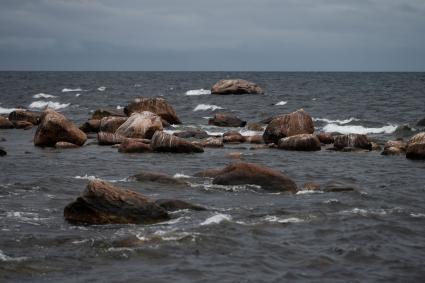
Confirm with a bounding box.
[33,93,56,99]
[314,117,360,124]
[62,88,83,92]
[323,123,397,134]
[185,89,211,96]
[201,214,232,225]
[193,104,223,111]
[275,101,287,106]
[29,101,70,110]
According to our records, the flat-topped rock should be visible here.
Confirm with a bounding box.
[211,79,264,95]
[124,97,181,124]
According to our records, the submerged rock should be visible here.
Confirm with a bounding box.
[174,129,209,139]
[97,132,127,145]
[245,135,264,144]
[0,117,14,129]
[333,134,372,151]
[416,118,425,127]
[381,140,407,156]
[210,162,298,192]
[124,97,181,124]
[34,109,87,147]
[0,147,6,156]
[55,141,79,149]
[118,138,152,153]
[223,131,245,144]
[246,122,264,131]
[115,111,163,139]
[155,199,206,211]
[64,180,170,225]
[211,79,264,95]
[132,171,187,185]
[8,110,41,125]
[278,134,321,151]
[406,132,425,160]
[208,113,247,127]
[151,131,204,153]
[200,137,224,148]
[91,109,125,120]
[263,109,314,144]
[99,116,127,133]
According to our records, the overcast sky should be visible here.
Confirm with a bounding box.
[0,0,424,71]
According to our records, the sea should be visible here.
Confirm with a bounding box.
[0,72,424,282]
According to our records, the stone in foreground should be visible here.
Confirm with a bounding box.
[34,109,87,147]
[211,79,264,95]
[333,134,371,151]
[64,180,170,225]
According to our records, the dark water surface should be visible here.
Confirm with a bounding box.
[1,72,425,282]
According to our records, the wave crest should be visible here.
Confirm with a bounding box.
[185,89,211,96]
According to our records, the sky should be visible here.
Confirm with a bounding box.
[0,0,424,71]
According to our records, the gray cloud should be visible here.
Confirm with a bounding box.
[0,0,424,70]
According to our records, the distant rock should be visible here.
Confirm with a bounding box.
[124,97,181,124]
[211,79,264,95]
[155,199,206,211]
[278,134,321,151]
[174,129,209,139]
[406,132,425,160]
[208,113,247,127]
[115,111,163,139]
[302,182,321,190]
[333,134,372,151]
[64,180,170,225]
[223,131,245,144]
[99,116,127,133]
[118,138,152,153]
[151,131,204,153]
[0,147,6,156]
[210,162,297,192]
[34,109,87,147]
[263,109,314,144]
[8,110,41,125]
[0,117,14,129]
[132,171,187,185]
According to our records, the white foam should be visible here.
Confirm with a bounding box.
[0,106,16,114]
[314,117,359,124]
[185,89,211,96]
[62,88,83,92]
[264,215,304,223]
[410,213,425,218]
[75,93,81,97]
[193,104,223,111]
[239,129,263,136]
[116,105,123,110]
[323,123,397,135]
[296,190,324,195]
[200,214,232,225]
[0,250,27,262]
[275,101,287,106]
[33,93,56,99]
[73,175,100,181]
[173,173,191,179]
[205,130,224,136]
[29,101,70,110]
[97,86,106,91]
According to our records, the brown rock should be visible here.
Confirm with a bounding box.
[201,137,224,148]
[333,134,372,151]
[278,134,321,151]
[211,162,297,192]
[371,142,382,151]
[155,199,206,211]
[406,132,425,160]
[211,79,264,95]
[115,112,163,139]
[132,171,187,185]
[91,109,125,120]
[0,117,14,129]
[245,135,264,144]
[55,142,79,149]
[13,121,34,130]
[208,113,247,127]
[151,131,204,153]
[118,138,152,153]
[80,119,101,133]
[381,140,406,156]
[316,132,334,144]
[34,109,87,147]
[63,180,170,225]
[97,132,127,145]
[8,110,41,125]
[174,129,209,139]
[99,116,127,133]
[223,131,245,144]
[263,109,314,144]
[124,97,181,124]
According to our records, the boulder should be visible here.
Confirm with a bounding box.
[200,137,224,148]
[97,132,127,145]
[12,121,33,130]
[124,97,181,124]
[406,132,425,160]
[132,171,187,185]
[80,119,101,133]
[278,134,321,151]
[208,113,247,127]
[333,134,372,151]
[0,147,6,156]
[245,135,264,144]
[211,162,297,192]
[0,117,14,129]
[91,109,125,120]
[118,138,152,153]
[55,142,79,149]
[174,129,209,139]
[417,118,425,127]
[316,132,334,144]
[115,112,163,139]
[63,180,170,225]
[8,110,41,125]
[381,140,406,156]
[99,116,127,133]
[211,79,264,95]
[34,109,87,147]
[155,199,206,211]
[263,109,314,144]
[223,131,245,144]
[151,131,204,153]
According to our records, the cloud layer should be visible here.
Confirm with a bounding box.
[1,0,424,71]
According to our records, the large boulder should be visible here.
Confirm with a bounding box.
[99,116,127,133]
[132,171,187,185]
[124,97,181,124]
[0,116,14,129]
[97,132,127,145]
[64,180,170,225]
[8,110,41,125]
[118,138,152,153]
[333,134,372,151]
[211,79,264,95]
[406,132,425,160]
[34,109,87,147]
[210,162,297,192]
[278,134,321,151]
[115,111,163,139]
[208,113,247,127]
[151,131,204,153]
[263,109,314,144]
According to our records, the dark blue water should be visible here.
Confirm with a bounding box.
[0,72,425,282]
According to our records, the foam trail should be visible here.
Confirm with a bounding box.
[201,214,232,225]
[314,117,359,124]
[97,86,106,91]
[323,123,397,134]
[193,104,223,111]
[62,88,83,92]
[173,173,191,178]
[33,93,56,99]
[75,93,81,97]
[275,101,287,106]
[29,101,70,110]
[185,89,211,96]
